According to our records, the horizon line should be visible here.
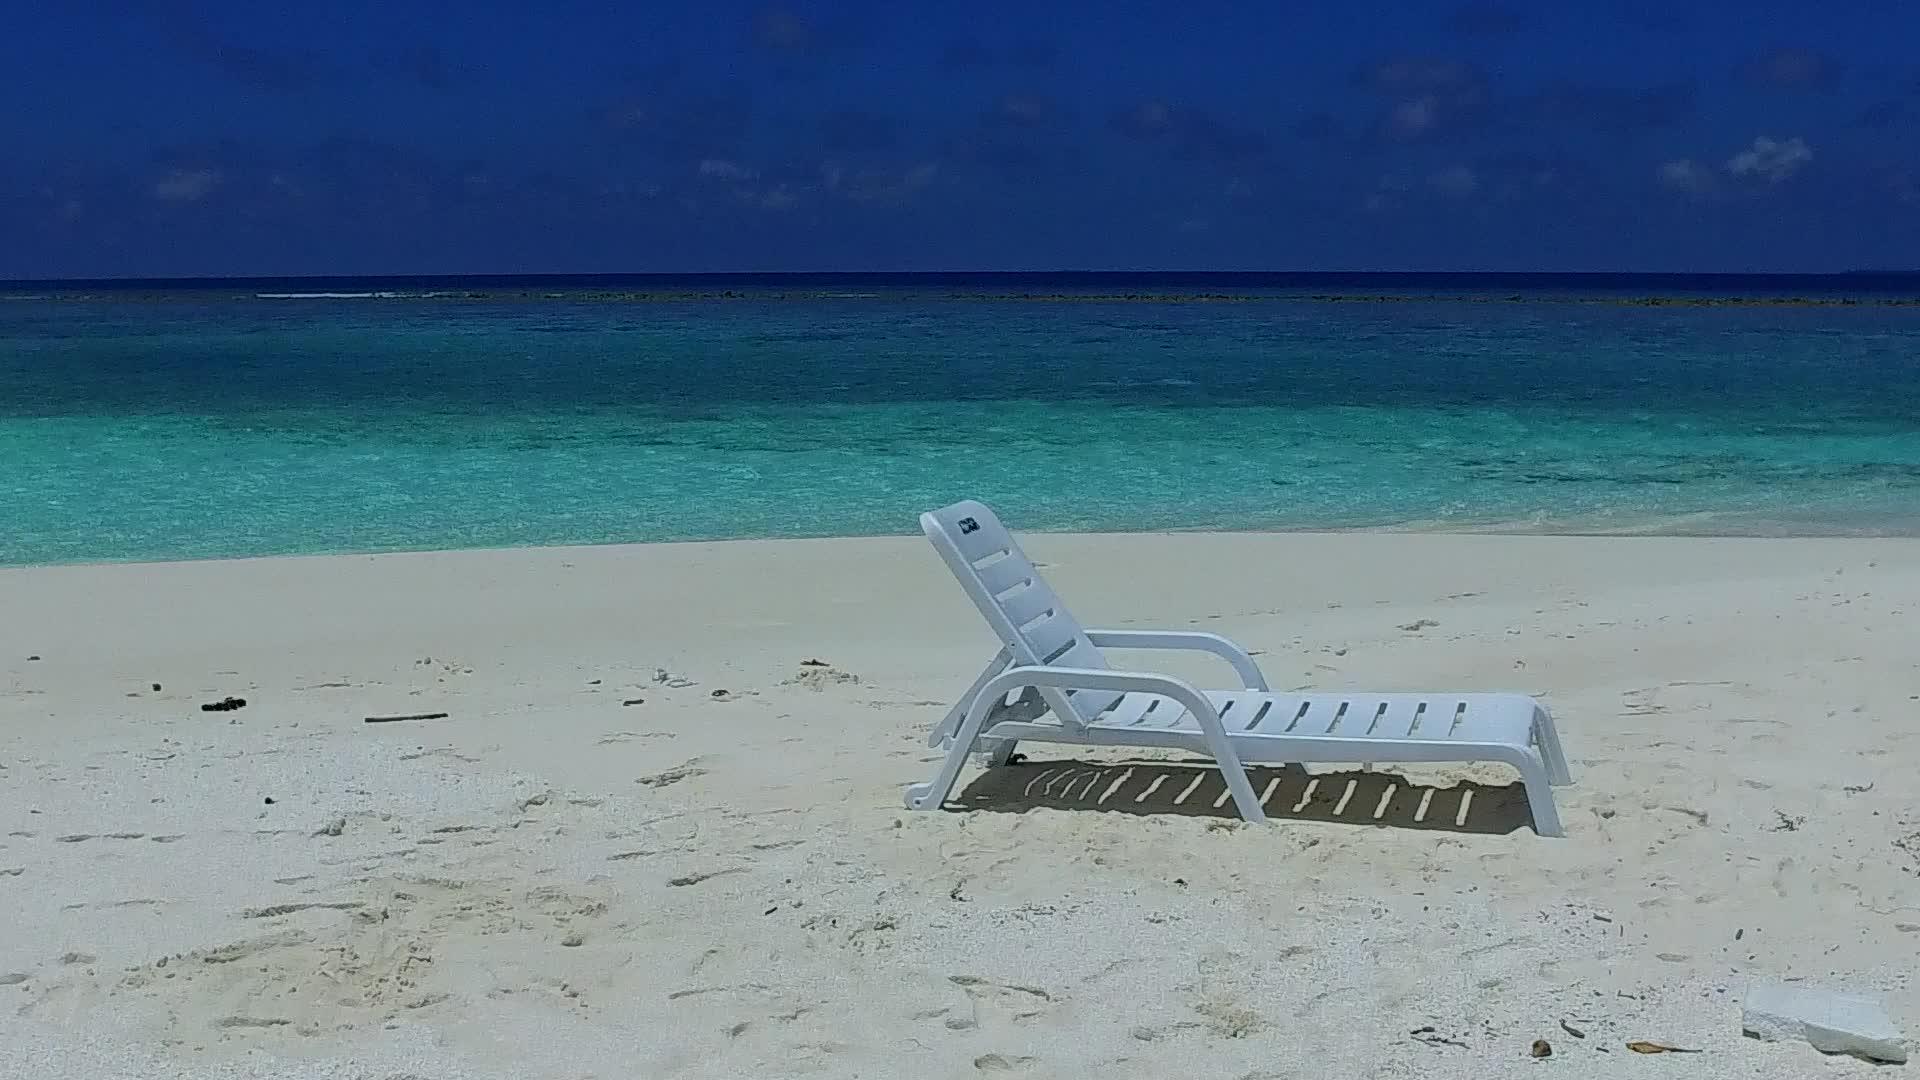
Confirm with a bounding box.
[5,268,1919,287]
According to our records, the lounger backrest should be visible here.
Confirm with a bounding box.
[921,500,1123,726]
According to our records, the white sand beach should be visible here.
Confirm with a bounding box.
[2,531,1915,1078]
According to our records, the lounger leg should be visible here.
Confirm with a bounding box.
[1498,748,1564,838]
[1213,747,1266,825]
[930,647,1013,749]
[982,739,1020,766]
[1189,717,1266,824]
[906,732,972,812]
[1532,704,1572,786]
[906,689,999,811]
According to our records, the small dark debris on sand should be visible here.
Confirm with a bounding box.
[781,661,861,691]
[1625,1041,1699,1054]
[622,698,646,707]
[668,866,746,888]
[637,763,706,788]
[363,712,450,724]
[201,696,247,713]
[1410,1026,1469,1049]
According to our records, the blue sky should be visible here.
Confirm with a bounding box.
[6,0,1918,276]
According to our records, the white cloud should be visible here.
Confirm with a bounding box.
[1386,96,1438,138]
[995,94,1050,126]
[1725,135,1811,183]
[1362,175,1411,212]
[1657,158,1712,192]
[696,158,757,181]
[1657,136,1812,195]
[1429,164,1478,197]
[153,168,223,202]
[838,161,937,204]
[754,185,798,210]
[1124,101,1174,134]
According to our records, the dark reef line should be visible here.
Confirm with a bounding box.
[6,290,1919,307]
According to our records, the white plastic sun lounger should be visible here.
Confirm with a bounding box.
[906,500,1573,836]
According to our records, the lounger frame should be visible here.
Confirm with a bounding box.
[906,500,1572,836]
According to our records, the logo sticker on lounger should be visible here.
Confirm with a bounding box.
[957,516,980,534]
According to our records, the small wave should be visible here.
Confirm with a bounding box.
[1086,377,1198,389]
[254,292,402,300]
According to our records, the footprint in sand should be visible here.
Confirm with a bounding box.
[1191,997,1266,1038]
[972,1053,1040,1073]
[598,730,675,744]
[947,975,1056,1031]
[46,876,617,1039]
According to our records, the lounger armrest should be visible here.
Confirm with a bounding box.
[1082,629,1269,690]
[984,665,1225,731]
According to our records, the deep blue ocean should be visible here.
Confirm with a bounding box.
[5,272,1920,566]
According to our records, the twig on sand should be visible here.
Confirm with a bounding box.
[1410,1026,1469,1049]
[363,712,450,724]
[1626,1041,1700,1054]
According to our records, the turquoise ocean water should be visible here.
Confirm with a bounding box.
[5,273,1920,566]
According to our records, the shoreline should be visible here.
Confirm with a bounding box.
[9,513,1920,572]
